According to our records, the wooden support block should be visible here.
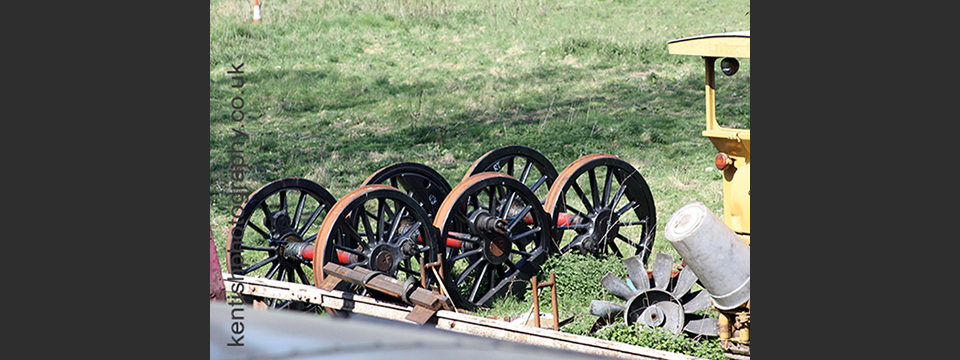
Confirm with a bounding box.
[318,275,343,292]
[404,305,438,325]
[322,263,452,312]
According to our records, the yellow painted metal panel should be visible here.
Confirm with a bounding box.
[668,34,750,58]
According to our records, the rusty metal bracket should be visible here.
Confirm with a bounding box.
[530,273,559,331]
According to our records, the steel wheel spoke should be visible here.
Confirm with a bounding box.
[292,192,307,230]
[511,226,541,242]
[387,204,407,243]
[359,207,377,245]
[259,202,272,225]
[399,220,422,239]
[505,205,531,232]
[334,244,365,257]
[298,204,326,237]
[519,160,533,183]
[243,255,277,275]
[619,220,648,227]
[455,258,485,286]
[510,249,533,257]
[278,190,287,214]
[286,267,295,282]
[530,175,548,193]
[264,262,280,278]
[341,222,366,247]
[377,199,387,243]
[608,239,623,257]
[469,262,491,302]
[616,234,642,250]
[449,248,483,263]
[486,187,497,216]
[602,167,614,208]
[500,191,517,221]
[588,168,600,209]
[248,222,270,239]
[616,201,638,216]
[295,265,310,284]
[240,245,277,252]
[571,183,594,213]
[564,203,590,219]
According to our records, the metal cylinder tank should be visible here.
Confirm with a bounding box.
[664,202,749,310]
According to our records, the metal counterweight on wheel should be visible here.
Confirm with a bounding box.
[433,172,554,310]
[463,145,560,202]
[362,162,453,222]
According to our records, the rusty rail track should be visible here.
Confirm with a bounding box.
[222,273,708,360]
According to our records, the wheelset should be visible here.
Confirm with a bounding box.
[433,172,553,310]
[226,177,338,309]
[312,185,442,296]
[544,154,657,264]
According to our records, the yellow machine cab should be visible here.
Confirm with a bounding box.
[668,31,750,244]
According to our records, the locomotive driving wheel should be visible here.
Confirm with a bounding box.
[463,145,559,201]
[433,172,553,310]
[312,185,442,297]
[361,162,453,222]
[544,154,657,264]
[226,177,338,309]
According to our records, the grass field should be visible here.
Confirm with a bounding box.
[211,0,748,357]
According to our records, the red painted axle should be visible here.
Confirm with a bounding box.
[287,212,581,264]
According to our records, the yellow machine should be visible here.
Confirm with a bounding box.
[668,31,750,245]
[668,31,750,359]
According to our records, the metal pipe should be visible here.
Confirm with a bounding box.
[531,273,559,331]
[664,202,749,310]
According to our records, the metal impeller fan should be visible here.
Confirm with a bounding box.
[589,252,718,336]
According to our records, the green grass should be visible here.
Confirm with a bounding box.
[211,0,748,357]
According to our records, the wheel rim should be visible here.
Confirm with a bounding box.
[434,172,553,310]
[362,162,452,222]
[464,145,559,202]
[313,185,441,295]
[226,178,337,308]
[544,154,657,263]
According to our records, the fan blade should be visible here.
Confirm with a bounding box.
[601,272,635,301]
[589,300,625,319]
[624,255,649,292]
[683,317,719,336]
[651,252,673,291]
[672,265,698,298]
[681,290,712,314]
[656,301,685,335]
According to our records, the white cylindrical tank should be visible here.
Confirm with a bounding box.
[664,202,749,310]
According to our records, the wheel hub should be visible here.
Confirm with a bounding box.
[369,244,403,273]
[572,209,621,255]
[592,209,621,241]
[482,234,512,265]
[270,211,309,264]
[468,210,513,265]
